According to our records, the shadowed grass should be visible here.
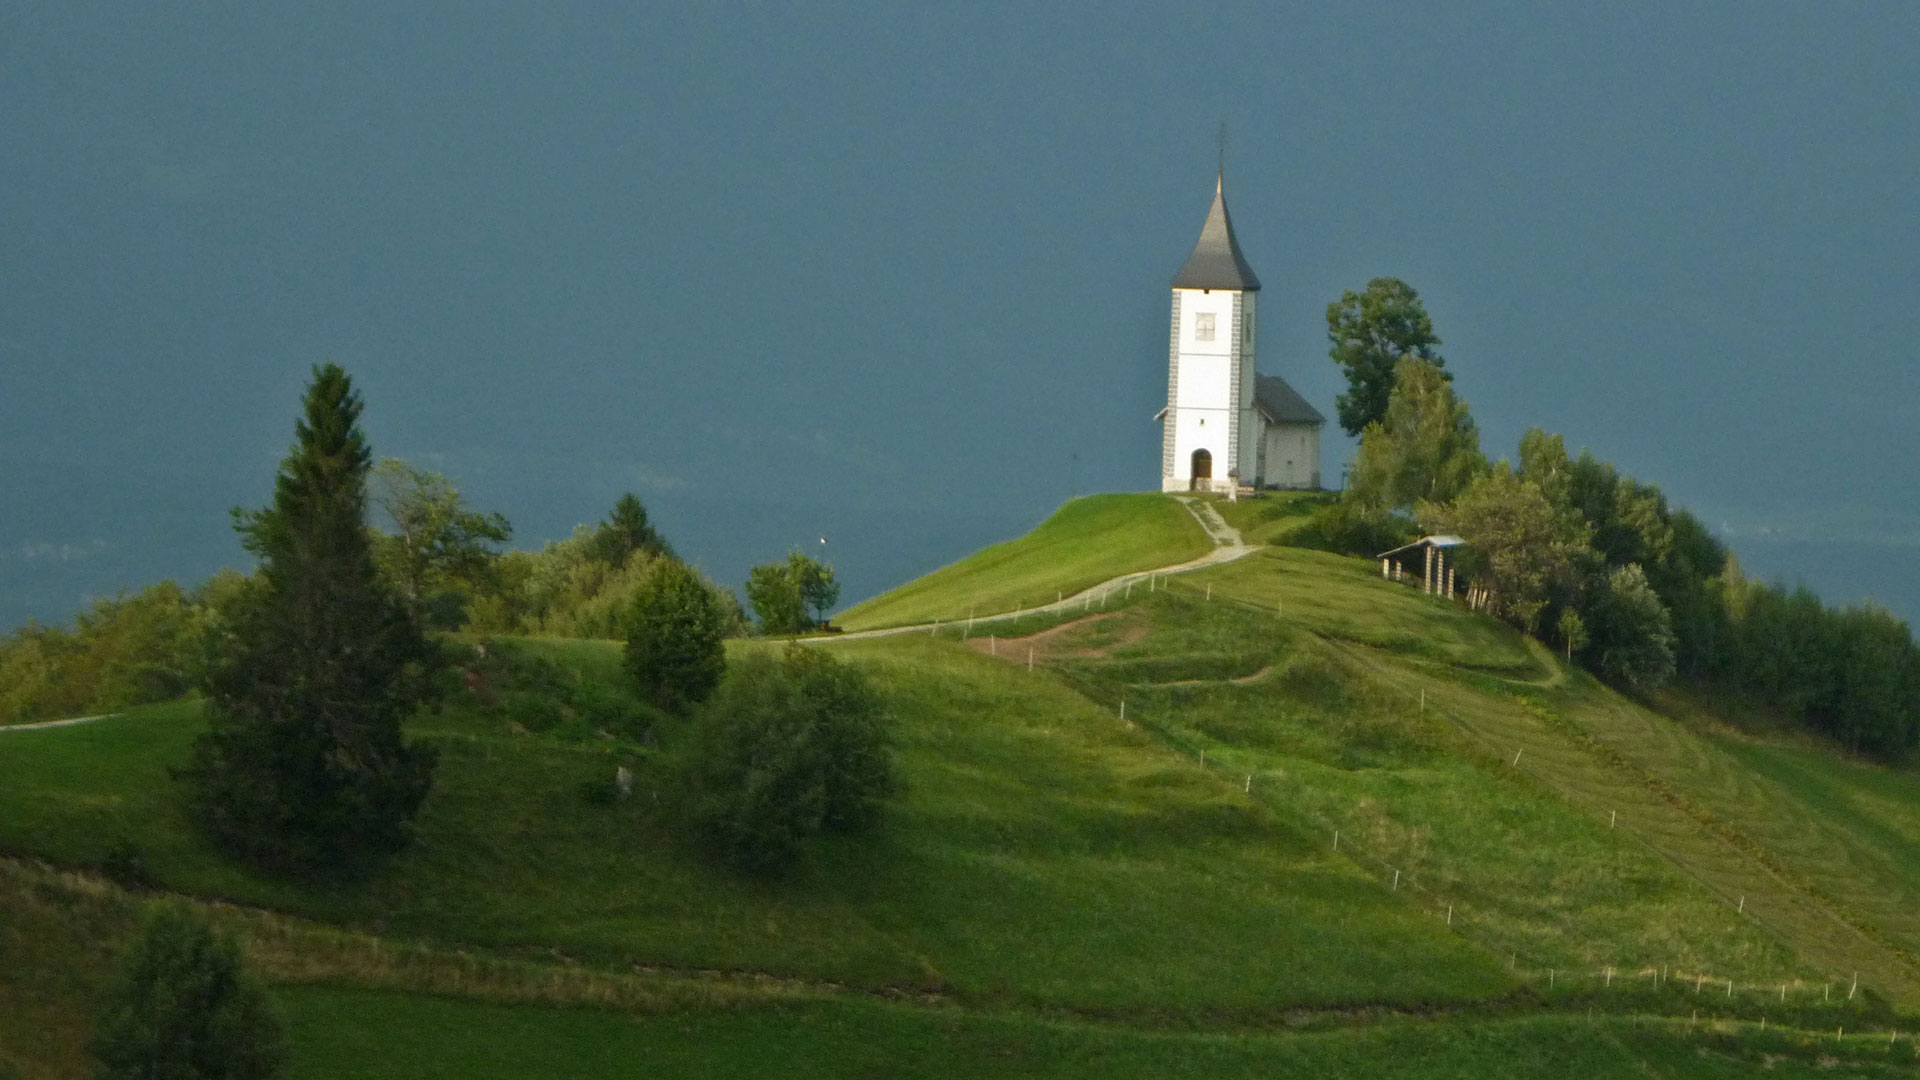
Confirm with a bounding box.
[0,643,1508,1018]
[837,493,1211,631]
[277,985,1920,1080]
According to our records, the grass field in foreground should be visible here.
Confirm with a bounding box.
[2,853,1902,1080]
[836,493,1211,631]
[277,985,1920,1080]
[0,640,1508,1015]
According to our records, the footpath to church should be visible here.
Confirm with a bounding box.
[826,496,1251,643]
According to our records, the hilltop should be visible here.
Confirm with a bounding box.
[5,493,1920,1078]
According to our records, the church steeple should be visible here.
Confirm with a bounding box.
[1171,171,1261,292]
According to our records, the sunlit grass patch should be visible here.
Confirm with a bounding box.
[837,493,1211,631]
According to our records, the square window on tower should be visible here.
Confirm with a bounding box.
[1195,312,1216,342]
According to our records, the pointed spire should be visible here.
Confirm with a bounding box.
[1172,171,1261,292]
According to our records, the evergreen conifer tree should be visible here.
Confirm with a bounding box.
[181,364,437,877]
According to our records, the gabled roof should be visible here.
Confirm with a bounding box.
[1254,374,1324,426]
[1171,172,1261,292]
[1376,536,1469,559]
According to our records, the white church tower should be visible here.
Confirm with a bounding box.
[1158,172,1322,493]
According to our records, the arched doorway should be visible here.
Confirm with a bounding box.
[1189,448,1212,491]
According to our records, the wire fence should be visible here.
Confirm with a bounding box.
[931,576,1920,1041]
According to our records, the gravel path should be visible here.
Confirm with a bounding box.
[0,713,119,733]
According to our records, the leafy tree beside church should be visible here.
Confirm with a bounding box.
[1328,277,1445,436]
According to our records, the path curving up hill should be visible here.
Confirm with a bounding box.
[827,496,1252,642]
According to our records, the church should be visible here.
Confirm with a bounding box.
[1156,173,1323,494]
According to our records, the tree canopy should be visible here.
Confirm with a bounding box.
[1328,277,1444,436]
[625,558,731,714]
[1420,464,1587,632]
[370,458,511,628]
[1346,358,1484,514]
[92,903,286,1080]
[746,551,839,635]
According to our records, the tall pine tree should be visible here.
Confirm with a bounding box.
[182,365,437,877]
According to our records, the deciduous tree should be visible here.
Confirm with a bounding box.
[678,647,893,874]
[625,558,731,714]
[745,551,838,634]
[1328,277,1444,436]
[1346,358,1485,513]
[1421,464,1587,632]
[1592,563,1676,693]
[92,903,286,1080]
[370,458,511,627]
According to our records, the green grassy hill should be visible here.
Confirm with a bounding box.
[835,492,1212,630]
[6,493,1920,1078]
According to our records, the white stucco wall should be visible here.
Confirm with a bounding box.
[1163,288,1257,492]
[1260,421,1322,490]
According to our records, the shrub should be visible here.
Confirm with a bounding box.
[92,903,286,1080]
[678,647,894,874]
[1593,563,1676,694]
[625,559,731,714]
[505,691,565,733]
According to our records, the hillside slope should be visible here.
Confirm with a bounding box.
[6,494,1920,1077]
[836,492,1212,631]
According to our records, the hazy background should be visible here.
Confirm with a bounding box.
[4,3,1917,627]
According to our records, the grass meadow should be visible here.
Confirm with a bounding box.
[12,495,1920,1075]
[0,642,1509,1020]
[275,985,1920,1080]
[835,493,1211,630]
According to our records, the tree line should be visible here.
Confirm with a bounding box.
[1323,278,1920,762]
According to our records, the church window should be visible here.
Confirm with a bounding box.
[1195,312,1216,342]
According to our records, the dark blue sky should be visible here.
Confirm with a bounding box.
[4,3,1918,626]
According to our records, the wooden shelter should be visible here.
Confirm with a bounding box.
[1377,536,1468,599]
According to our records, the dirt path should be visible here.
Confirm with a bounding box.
[963,610,1154,663]
[827,496,1251,643]
[0,713,117,733]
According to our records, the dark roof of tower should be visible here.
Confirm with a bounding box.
[1171,172,1261,292]
[1254,374,1324,426]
